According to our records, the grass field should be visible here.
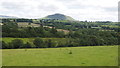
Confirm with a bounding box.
[2,46,118,66]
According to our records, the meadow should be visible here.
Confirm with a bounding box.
[2,46,118,66]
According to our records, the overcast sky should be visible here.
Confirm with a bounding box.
[0,0,119,21]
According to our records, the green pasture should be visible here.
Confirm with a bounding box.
[2,46,118,66]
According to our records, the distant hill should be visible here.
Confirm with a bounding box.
[43,13,75,21]
[0,15,18,19]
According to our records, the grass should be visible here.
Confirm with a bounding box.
[2,46,118,66]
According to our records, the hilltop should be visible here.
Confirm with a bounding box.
[43,13,75,21]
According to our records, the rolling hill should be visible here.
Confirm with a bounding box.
[0,15,18,19]
[43,13,75,21]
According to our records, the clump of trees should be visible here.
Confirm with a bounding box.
[2,38,58,49]
[2,39,25,49]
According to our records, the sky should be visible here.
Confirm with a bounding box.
[0,0,119,22]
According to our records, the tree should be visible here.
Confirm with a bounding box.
[33,38,44,48]
[50,28,57,37]
[24,42,32,48]
[7,42,14,49]
[2,41,7,49]
[47,39,57,48]
[11,39,24,48]
[21,42,32,48]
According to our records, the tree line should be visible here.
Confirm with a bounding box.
[2,35,119,49]
[1,21,120,49]
[2,38,58,49]
[2,22,65,38]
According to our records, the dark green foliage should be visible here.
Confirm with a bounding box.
[2,41,7,49]
[2,22,65,38]
[33,38,44,48]
[1,19,120,49]
[16,19,33,23]
[11,39,24,49]
[21,42,32,48]
[47,39,57,48]
[33,39,58,48]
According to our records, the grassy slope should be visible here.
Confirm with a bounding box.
[2,46,118,66]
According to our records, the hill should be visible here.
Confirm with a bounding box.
[0,15,18,19]
[43,13,75,21]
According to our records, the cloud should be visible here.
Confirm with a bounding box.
[0,0,119,21]
[55,0,75,3]
[1,2,24,10]
[67,3,88,9]
[38,4,59,12]
[1,1,33,15]
[103,7,117,12]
